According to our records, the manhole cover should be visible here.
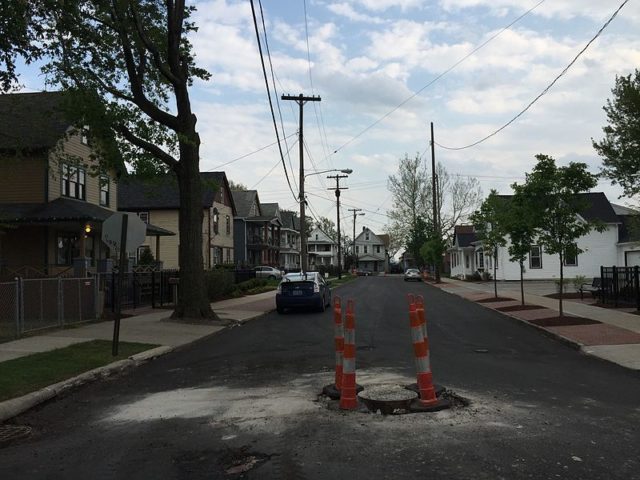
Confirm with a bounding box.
[358,384,417,414]
[0,425,32,444]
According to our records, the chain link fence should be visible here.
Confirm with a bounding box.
[0,277,98,341]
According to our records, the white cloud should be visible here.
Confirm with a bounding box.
[326,3,386,23]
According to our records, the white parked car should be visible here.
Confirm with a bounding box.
[254,266,283,280]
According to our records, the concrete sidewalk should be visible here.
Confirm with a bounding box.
[434,278,640,370]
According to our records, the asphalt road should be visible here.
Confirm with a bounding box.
[1,276,639,479]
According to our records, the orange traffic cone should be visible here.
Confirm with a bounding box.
[339,299,358,410]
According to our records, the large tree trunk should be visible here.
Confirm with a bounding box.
[170,135,217,321]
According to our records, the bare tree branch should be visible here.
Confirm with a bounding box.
[117,124,178,169]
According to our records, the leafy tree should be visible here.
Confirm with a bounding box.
[228,180,248,191]
[505,193,539,305]
[470,190,508,298]
[514,154,603,317]
[1,1,216,320]
[420,236,446,273]
[387,153,430,244]
[407,217,430,266]
[593,69,640,198]
[316,217,337,241]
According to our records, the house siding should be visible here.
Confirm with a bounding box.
[0,155,47,203]
[143,210,180,269]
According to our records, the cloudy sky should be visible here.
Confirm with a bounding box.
[18,0,640,235]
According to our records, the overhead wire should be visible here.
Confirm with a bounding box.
[251,138,300,189]
[436,0,629,150]
[302,0,334,169]
[204,132,297,171]
[329,0,547,157]
[249,0,298,202]
[258,0,297,193]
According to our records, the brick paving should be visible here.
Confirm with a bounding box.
[506,308,557,321]
[547,323,640,346]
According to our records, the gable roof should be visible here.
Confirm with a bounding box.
[0,91,73,152]
[231,190,261,218]
[308,227,336,244]
[355,227,383,243]
[118,172,235,213]
[497,192,619,224]
[454,225,475,235]
[260,202,279,218]
[280,210,300,230]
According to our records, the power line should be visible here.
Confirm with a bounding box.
[204,132,297,171]
[249,0,298,202]
[330,0,547,157]
[258,0,296,192]
[436,0,629,151]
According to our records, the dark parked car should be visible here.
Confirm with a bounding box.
[404,268,422,281]
[355,268,372,276]
[276,272,331,313]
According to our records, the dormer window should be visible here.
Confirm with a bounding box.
[81,125,89,145]
[61,164,86,200]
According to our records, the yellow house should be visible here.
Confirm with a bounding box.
[117,172,236,270]
[0,91,173,279]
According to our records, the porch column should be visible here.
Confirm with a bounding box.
[155,235,161,261]
[73,224,90,277]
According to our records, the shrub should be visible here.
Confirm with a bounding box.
[481,271,492,281]
[554,278,571,293]
[572,275,587,292]
[465,272,482,282]
[204,270,235,301]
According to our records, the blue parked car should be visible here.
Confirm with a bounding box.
[276,272,331,313]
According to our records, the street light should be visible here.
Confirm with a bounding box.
[299,168,353,274]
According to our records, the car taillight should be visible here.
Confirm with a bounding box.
[314,283,320,293]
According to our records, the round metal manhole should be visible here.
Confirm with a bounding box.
[358,384,418,414]
[0,424,32,444]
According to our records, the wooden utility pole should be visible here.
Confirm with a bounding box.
[327,174,349,279]
[430,122,441,283]
[348,208,364,271]
[282,93,321,273]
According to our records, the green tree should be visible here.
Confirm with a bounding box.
[593,69,640,198]
[2,1,216,321]
[470,190,508,298]
[420,236,446,273]
[505,193,539,306]
[514,154,603,317]
[407,217,429,266]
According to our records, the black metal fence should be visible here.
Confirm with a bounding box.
[600,266,640,310]
[99,270,179,312]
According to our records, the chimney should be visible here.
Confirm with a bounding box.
[362,226,366,231]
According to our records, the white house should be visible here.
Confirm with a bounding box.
[307,226,339,267]
[354,226,389,273]
[449,193,638,281]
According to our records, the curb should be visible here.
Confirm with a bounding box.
[0,308,275,423]
[0,345,174,423]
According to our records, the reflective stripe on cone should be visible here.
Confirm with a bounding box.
[408,295,438,407]
[340,299,358,410]
[333,297,344,390]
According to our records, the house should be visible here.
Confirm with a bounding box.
[354,226,389,273]
[612,203,640,266]
[449,192,626,281]
[231,190,281,267]
[279,210,300,271]
[118,171,236,270]
[307,226,339,268]
[0,91,172,279]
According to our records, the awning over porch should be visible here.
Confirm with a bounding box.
[0,198,174,236]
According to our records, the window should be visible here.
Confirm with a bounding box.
[226,215,231,234]
[465,255,469,268]
[530,245,542,269]
[226,248,232,263]
[61,165,86,200]
[57,235,78,265]
[316,234,319,240]
[138,212,149,224]
[564,244,578,266]
[81,125,89,145]
[376,245,381,253]
[356,246,359,254]
[99,175,110,206]
[365,232,370,240]
[477,250,484,269]
[364,246,368,254]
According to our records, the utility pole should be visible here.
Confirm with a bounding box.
[348,208,364,272]
[327,174,349,279]
[282,93,321,273]
[430,122,441,283]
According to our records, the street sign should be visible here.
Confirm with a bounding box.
[102,212,146,254]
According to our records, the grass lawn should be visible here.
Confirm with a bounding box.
[330,274,358,288]
[0,340,158,402]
